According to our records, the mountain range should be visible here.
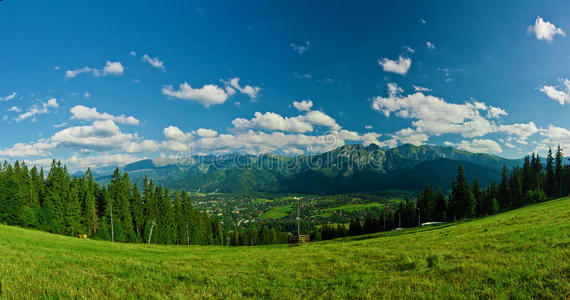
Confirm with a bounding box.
[91,144,522,194]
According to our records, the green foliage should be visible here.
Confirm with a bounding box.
[0,161,227,246]
[1,197,568,298]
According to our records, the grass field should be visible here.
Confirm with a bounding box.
[0,198,569,298]
[259,204,293,219]
[319,202,384,213]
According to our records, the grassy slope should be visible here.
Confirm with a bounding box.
[1,198,569,299]
[259,204,293,219]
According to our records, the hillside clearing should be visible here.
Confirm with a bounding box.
[0,198,569,298]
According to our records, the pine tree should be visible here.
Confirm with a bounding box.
[546,147,555,197]
[434,188,447,221]
[81,169,99,236]
[472,179,482,217]
[555,145,564,196]
[130,183,144,242]
[452,165,476,219]
[498,164,510,210]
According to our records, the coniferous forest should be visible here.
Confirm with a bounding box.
[0,159,288,246]
[1,147,569,245]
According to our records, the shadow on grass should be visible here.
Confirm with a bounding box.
[326,222,463,243]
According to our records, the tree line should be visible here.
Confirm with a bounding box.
[313,146,570,241]
[0,160,285,246]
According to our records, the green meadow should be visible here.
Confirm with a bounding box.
[259,204,294,219]
[0,198,569,299]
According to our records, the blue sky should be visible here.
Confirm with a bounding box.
[2,0,570,171]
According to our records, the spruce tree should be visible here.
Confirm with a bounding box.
[546,147,555,196]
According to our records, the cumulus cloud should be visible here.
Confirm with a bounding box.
[163,125,193,142]
[447,139,503,154]
[378,56,412,75]
[16,98,59,122]
[371,85,499,138]
[51,120,159,153]
[497,122,539,144]
[387,83,403,96]
[227,78,260,100]
[528,16,565,42]
[233,112,313,133]
[65,61,124,79]
[70,105,140,125]
[536,125,570,153]
[232,108,341,133]
[290,41,310,54]
[540,78,570,105]
[162,82,229,107]
[1,92,17,101]
[426,41,436,50]
[66,153,141,169]
[142,54,165,70]
[195,128,218,138]
[293,100,313,112]
[390,128,429,146]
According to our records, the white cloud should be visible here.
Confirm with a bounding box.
[365,125,373,130]
[378,56,412,75]
[290,41,310,54]
[227,78,260,100]
[129,51,137,57]
[387,83,403,96]
[404,46,414,53]
[528,16,565,42]
[0,141,54,157]
[497,122,539,143]
[536,125,570,153]
[232,108,341,133]
[233,112,313,133]
[16,98,58,122]
[371,87,499,138]
[426,41,436,50]
[293,72,312,79]
[65,67,93,79]
[7,106,21,112]
[305,111,341,130]
[293,100,313,112]
[102,61,124,75]
[1,92,17,101]
[70,105,140,125]
[84,92,91,99]
[162,82,229,107]
[65,61,124,79]
[195,128,218,138]
[413,85,431,92]
[51,120,158,153]
[163,126,193,142]
[487,106,508,118]
[391,128,429,146]
[447,139,503,154]
[540,79,570,105]
[419,19,427,24]
[66,153,141,169]
[142,54,165,70]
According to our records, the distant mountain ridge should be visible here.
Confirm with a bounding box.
[91,144,522,194]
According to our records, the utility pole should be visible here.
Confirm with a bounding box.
[296,197,301,240]
[147,220,156,244]
[110,203,114,243]
[185,222,189,246]
[417,207,421,227]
